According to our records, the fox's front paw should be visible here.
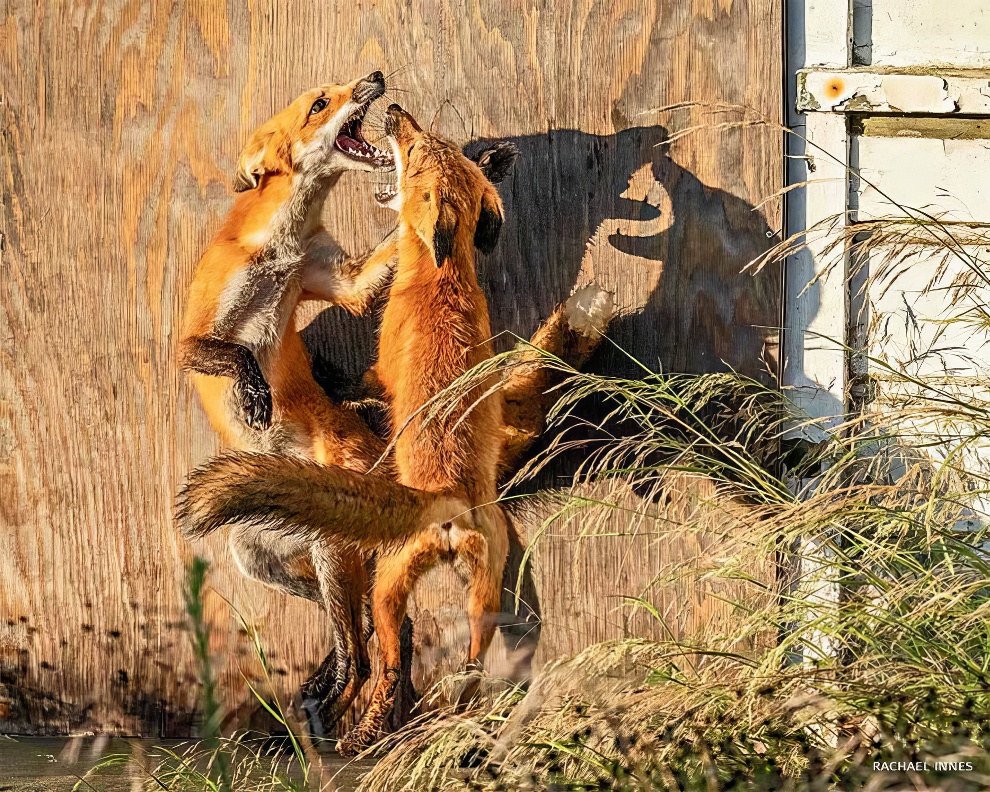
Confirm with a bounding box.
[237,373,272,430]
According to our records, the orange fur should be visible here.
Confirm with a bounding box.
[338,105,513,752]
[179,73,398,732]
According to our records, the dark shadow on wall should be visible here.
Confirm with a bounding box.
[304,125,779,389]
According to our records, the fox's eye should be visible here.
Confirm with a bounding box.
[309,98,328,116]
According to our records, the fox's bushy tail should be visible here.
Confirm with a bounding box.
[176,452,471,549]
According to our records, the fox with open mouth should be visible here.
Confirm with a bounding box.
[179,71,401,730]
[177,76,616,741]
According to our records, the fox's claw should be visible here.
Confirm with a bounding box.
[238,373,272,430]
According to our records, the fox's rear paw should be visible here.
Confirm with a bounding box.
[238,372,272,430]
[301,682,349,740]
[300,651,340,703]
[337,724,377,756]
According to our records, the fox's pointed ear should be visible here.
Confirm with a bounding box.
[234,128,276,192]
[432,202,458,268]
[468,141,519,185]
[474,187,504,255]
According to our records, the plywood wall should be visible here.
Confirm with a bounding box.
[0,0,781,735]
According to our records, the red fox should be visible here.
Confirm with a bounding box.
[181,104,539,753]
[349,104,517,751]
[179,72,399,729]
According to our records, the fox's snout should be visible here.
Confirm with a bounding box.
[352,70,386,105]
[383,104,422,140]
[383,104,402,138]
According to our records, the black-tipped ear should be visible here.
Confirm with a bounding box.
[466,141,519,185]
[233,128,275,192]
[474,192,503,255]
[233,169,259,192]
[433,202,458,267]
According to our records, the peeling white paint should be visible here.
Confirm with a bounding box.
[880,75,955,114]
[788,0,990,661]
[798,69,990,114]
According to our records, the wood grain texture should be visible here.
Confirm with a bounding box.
[0,0,781,734]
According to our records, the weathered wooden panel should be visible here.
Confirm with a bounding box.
[858,135,990,223]
[869,0,990,68]
[0,0,781,734]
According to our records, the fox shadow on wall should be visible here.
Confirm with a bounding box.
[464,127,780,502]
[472,126,778,380]
[306,124,778,387]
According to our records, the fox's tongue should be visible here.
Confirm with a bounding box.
[335,119,393,166]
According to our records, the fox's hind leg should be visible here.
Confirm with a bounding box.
[450,505,510,665]
[228,527,372,736]
[229,524,322,603]
[300,650,338,706]
[303,602,418,737]
[303,543,371,737]
[338,533,445,755]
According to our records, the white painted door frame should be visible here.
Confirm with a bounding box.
[783,0,990,663]
[784,0,990,427]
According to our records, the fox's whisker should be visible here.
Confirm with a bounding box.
[384,63,412,81]
[430,99,468,135]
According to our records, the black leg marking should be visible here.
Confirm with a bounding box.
[389,616,418,731]
[180,336,272,429]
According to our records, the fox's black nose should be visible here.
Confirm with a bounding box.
[353,71,386,104]
[384,103,421,135]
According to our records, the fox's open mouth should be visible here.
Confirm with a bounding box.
[374,181,398,207]
[335,105,393,167]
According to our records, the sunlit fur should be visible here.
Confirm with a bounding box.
[178,73,396,731]
[329,105,513,752]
